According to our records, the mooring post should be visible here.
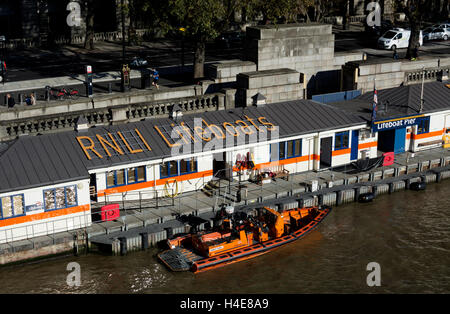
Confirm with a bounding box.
[165,227,173,239]
[389,182,394,194]
[140,232,149,250]
[336,190,342,206]
[436,171,442,183]
[318,194,324,206]
[354,187,360,202]
[405,178,411,189]
[119,237,127,256]
[73,234,78,256]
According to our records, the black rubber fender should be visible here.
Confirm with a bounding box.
[410,181,426,191]
[358,192,375,203]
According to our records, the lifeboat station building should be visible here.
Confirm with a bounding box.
[0,99,380,243]
[329,81,450,155]
[2,80,450,244]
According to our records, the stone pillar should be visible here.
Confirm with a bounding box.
[111,107,129,125]
[223,88,236,109]
[245,24,335,90]
[236,68,303,107]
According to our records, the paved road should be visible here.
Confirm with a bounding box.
[333,24,450,59]
[3,24,450,96]
[2,40,243,83]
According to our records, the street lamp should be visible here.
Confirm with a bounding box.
[179,27,186,72]
[121,0,127,92]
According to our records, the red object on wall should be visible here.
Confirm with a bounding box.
[101,204,120,221]
[382,152,395,166]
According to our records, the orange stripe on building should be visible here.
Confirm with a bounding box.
[98,170,214,196]
[254,155,312,170]
[358,141,377,149]
[0,204,90,228]
[332,148,351,156]
[412,129,444,140]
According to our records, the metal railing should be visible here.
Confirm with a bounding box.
[0,212,91,245]
[90,188,176,223]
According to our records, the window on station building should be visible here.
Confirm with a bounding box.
[180,158,197,175]
[116,169,126,186]
[44,186,78,211]
[276,139,302,160]
[161,158,198,178]
[335,132,349,150]
[107,166,146,187]
[127,166,146,184]
[169,161,178,177]
[417,118,430,134]
[0,194,24,219]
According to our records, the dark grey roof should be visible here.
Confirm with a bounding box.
[330,81,450,121]
[0,99,365,193]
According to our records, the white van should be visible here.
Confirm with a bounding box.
[377,28,423,50]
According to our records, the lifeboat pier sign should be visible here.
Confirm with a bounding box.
[372,114,426,132]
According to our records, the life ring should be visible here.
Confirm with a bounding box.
[164,179,180,198]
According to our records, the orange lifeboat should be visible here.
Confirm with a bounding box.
[158,205,331,273]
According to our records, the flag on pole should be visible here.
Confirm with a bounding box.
[371,85,378,123]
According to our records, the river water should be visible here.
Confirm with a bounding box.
[0,182,449,294]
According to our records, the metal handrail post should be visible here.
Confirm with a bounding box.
[122,192,125,214]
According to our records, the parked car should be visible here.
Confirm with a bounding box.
[423,27,448,41]
[432,23,450,30]
[377,28,423,50]
[214,31,245,48]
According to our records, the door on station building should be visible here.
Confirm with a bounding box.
[320,137,333,169]
[351,130,359,160]
[213,152,230,180]
[394,128,406,154]
[89,173,97,202]
[377,129,395,152]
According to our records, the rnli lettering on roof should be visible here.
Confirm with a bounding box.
[372,115,426,132]
[154,116,276,147]
[76,128,151,160]
[75,116,276,160]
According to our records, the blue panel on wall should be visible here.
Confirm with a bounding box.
[312,90,361,104]
[351,130,359,160]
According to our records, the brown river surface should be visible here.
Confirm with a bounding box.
[0,182,449,294]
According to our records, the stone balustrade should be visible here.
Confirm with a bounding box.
[1,92,223,141]
[404,67,450,85]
